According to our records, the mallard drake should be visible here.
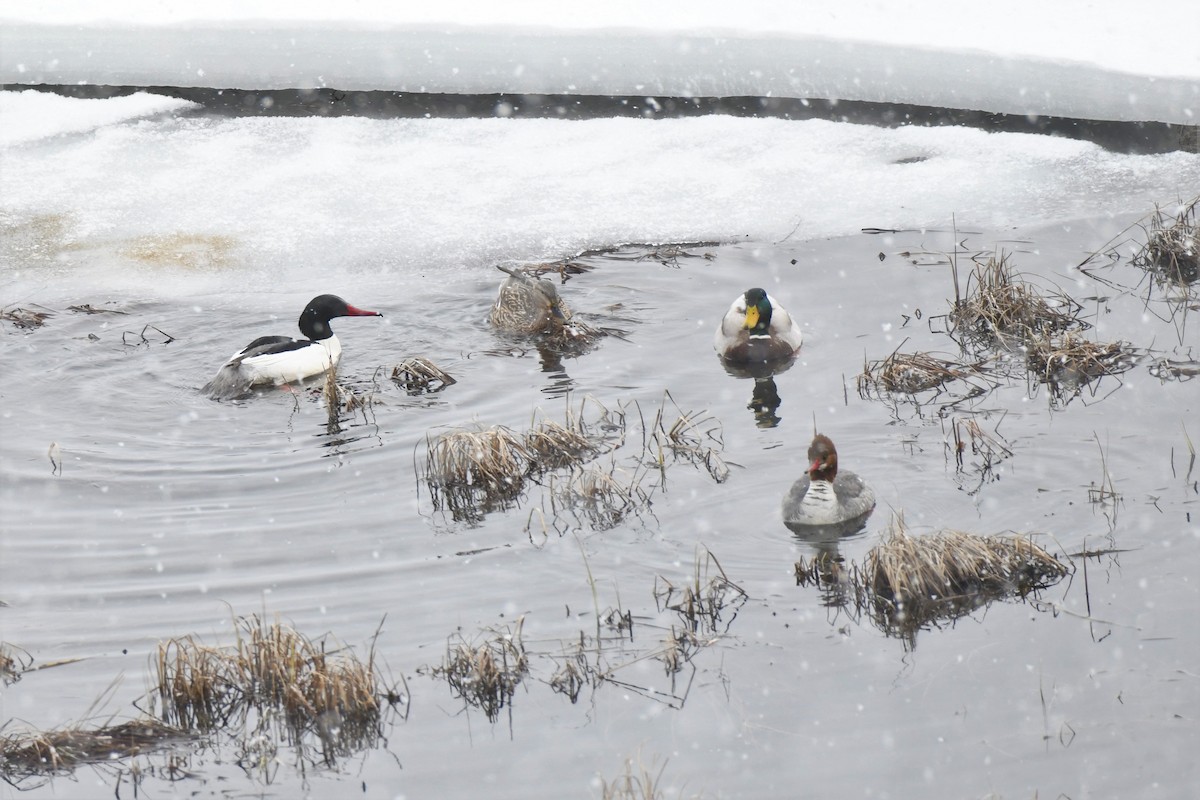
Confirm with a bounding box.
[488,265,573,334]
[203,294,382,400]
[782,434,876,527]
[714,287,803,365]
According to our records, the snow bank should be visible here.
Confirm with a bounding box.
[2,1,1198,124]
[4,88,1198,303]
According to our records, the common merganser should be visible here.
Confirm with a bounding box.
[782,434,876,527]
[714,288,803,366]
[488,265,573,334]
[203,294,382,400]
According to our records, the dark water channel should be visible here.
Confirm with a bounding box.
[2,216,1198,798]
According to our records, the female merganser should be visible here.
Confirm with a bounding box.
[488,265,573,334]
[203,294,382,400]
[714,288,803,366]
[782,434,876,527]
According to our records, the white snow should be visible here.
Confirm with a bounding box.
[1,3,1198,305]
[0,90,199,147]
[2,2,1198,123]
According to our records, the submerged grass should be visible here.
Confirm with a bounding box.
[647,392,730,484]
[654,548,747,635]
[1,642,32,685]
[796,518,1070,649]
[547,463,653,531]
[945,415,1013,495]
[1,304,52,329]
[0,718,191,785]
[429,619,528,723]
[424,425,534,521]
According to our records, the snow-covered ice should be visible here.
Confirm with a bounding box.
[2,1,1198,122]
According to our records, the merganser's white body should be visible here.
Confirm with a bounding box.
[203,294,381,400]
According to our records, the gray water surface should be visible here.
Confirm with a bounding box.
[2,217,1198,798]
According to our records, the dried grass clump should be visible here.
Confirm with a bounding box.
[431,619,528,723]
[1025,331,1136,404]
[795,521,1070,648]
[156,614,401,764]
[949,254,1083,350]
[424,426,534,520]
[390,357,457,394]
[1134,197,1199,287]
[0,719,189,784]
[425,398,631,523]
[524,419,601,471]
[867,526,1068,607]
[858,346,989,396]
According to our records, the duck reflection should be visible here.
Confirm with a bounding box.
[787,518,871,609]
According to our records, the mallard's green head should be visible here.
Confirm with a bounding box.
[743,287,772,334]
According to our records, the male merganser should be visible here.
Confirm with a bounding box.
[782,434,876,527]
[714,287,803,366]
[488,265,573,334]
[203,294,382,400]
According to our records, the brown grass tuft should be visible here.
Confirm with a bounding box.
[949,253,1083,351]
[795,519,1070,649]
[648,394,730,483]
[1134,197,1199,287]
[1024,331,1136,405]
[858,345,990,396]
[547,464,652,531]
[424,426,534,521]
[155,614,402,764]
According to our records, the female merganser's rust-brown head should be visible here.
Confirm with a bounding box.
[807,434,839,482]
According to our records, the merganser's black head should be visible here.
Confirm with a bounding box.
[743,288,773,335]
[807,433,838,482]
[299,294,382,341]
